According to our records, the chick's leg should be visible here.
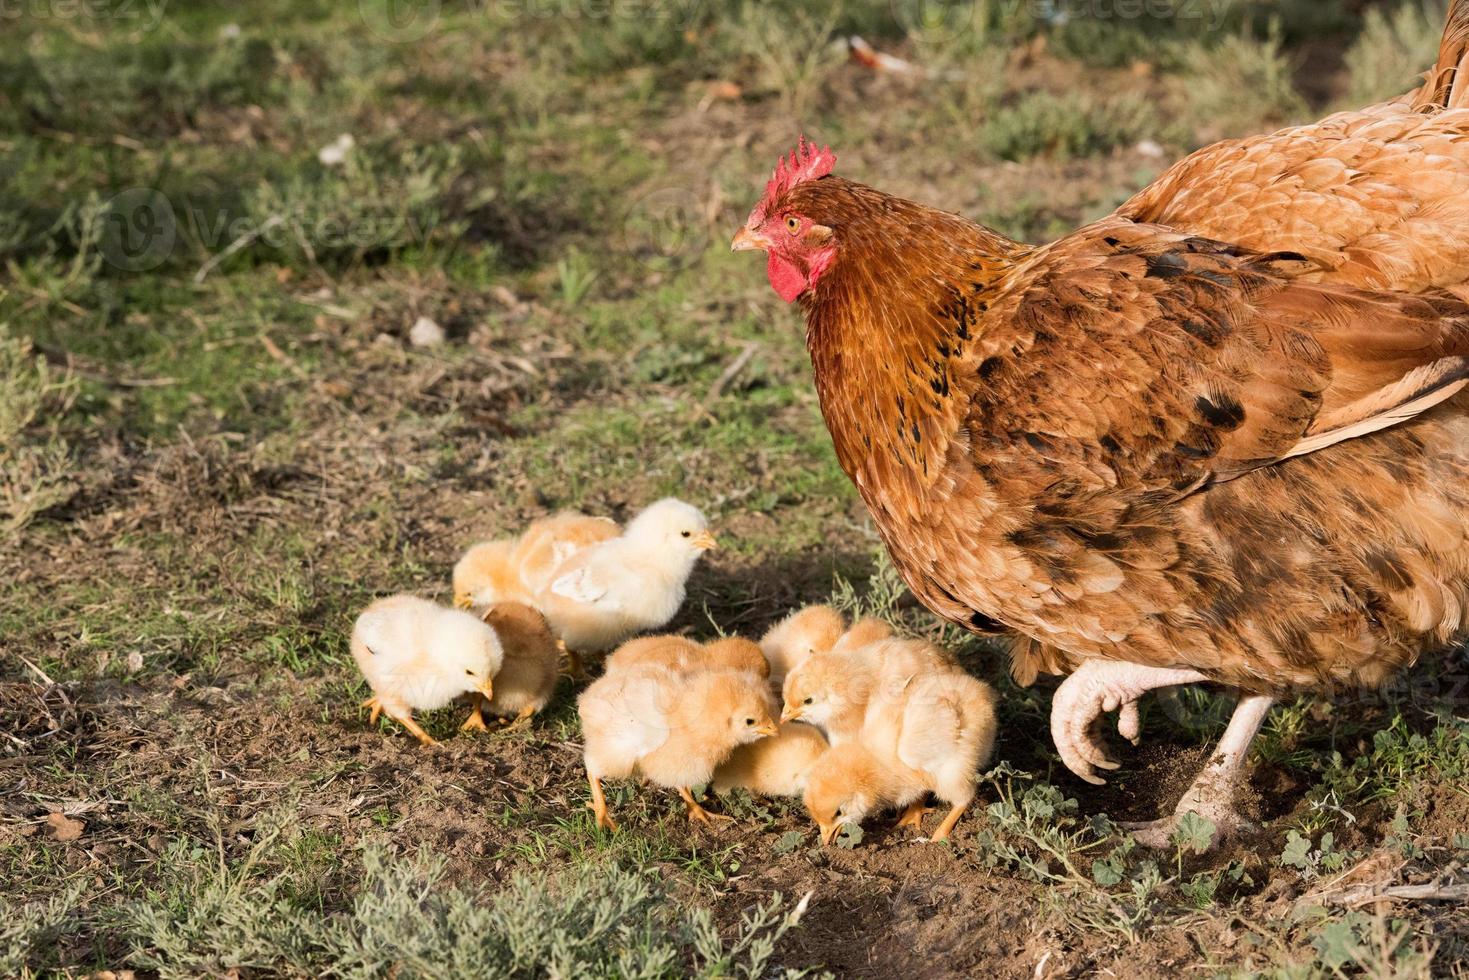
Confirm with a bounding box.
[460,693,489,732]
[386,708,439,747]
[1050,660,1209,784]
[587,776,618,832]
[559,639,587,680]
[930,803,968,842]
[504,704,538,730]
[361,696,384,726]
[894,801,929,833]
[677,787,733,827]
[1125,694,1274,850]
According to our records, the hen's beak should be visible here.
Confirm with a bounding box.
[478,679,495,701]
[754,721,779,738]
[780,705,801,723]
[731,227,770,252]
[691,530,718,551]
[818,821,840,846]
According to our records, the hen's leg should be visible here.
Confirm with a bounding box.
[1125,694,1274,849]
[1051,660,1209,784]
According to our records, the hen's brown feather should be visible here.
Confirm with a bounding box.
[776,2,1469,694]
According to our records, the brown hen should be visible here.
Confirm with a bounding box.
[732,4,1469,845]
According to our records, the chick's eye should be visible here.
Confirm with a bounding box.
[681,530,691,538]
[785,216,800,234]
[803,696,813,705]
[744,718,754,726]
[465,668,474,676]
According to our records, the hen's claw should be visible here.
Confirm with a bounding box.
[1050,661,1210,784]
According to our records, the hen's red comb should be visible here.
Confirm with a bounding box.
[759,137,836,213]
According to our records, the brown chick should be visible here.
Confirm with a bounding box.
[712,720,829,797]
[578,667,779,830]
[804,670,997,844]
[461,602,560,731]
[759,605,846,686]
[452,539,526,610]
[781,637,958,744]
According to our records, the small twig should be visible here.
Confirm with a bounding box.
[704,341,760,405]
[194,214,285,283]
[1324,883,1469,908]
[16,654,55,686]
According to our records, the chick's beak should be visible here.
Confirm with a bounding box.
[754,721,779,738]
[780,705,801,723]
[730,227,770,253]
[691,530,718,551]
[478,679,495,701]
[454,595,473,610]
[818,821,840,846]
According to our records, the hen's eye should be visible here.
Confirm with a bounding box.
[803,696,813,705]
[680,530,691,538]
[785,216,800,233]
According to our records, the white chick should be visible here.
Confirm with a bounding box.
[713,720,829,797]
[803,670,997,844]
[759,605,846,687]
[578,666,778,830]
[781,637,956,744]
[462,601,560,730]
[538,498,715,653]
[351,594,502,746]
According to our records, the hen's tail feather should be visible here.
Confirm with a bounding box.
[1413,0,1469,110]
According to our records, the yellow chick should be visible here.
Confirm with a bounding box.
[604,634,770,679]
[452,512,618,610]
[758,605,846,686]
[712,720,829,797]
[538,498,716,653]
[830,616,895,656]
[452,539,527,609]
[804,670,997,844]
[351,594,501,747]
[577,667,779,830]
[461,602,560,730]
[781,637,957,744]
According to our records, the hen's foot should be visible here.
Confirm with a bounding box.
[1124,694,1274,850]
[1050,661,1209,784]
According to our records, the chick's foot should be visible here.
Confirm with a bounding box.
[1050,660,1209,784]
[1123,694,1274,850]
[678,787,733,827]
[894,801,929,833]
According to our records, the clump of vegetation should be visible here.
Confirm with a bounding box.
[1182,20,1308,135]
[1342,1,1446,107]
[0,324,77,536]
[980,92,1156,161]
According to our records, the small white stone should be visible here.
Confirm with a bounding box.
[317,134,356,167]
[218,23,241,40]
[409,315,445,348]
[1135,139,1165,159]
